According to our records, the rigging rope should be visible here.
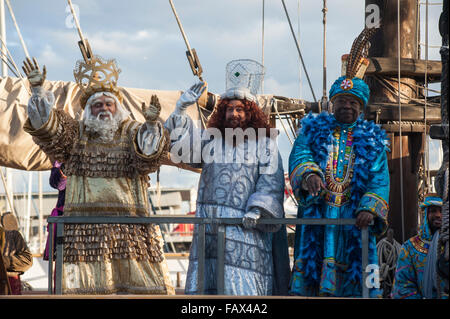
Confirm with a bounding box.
[272,98,299,208]
[297,0,302,99]
[67,0,87,53]
[272,98,294,145]
[0,52,18,77]
[168,0,203,81]
[5,0,30,58]
[0,35,31,95]
[397,0,406,243]
[372,75,440,107]
[322,0,328,104]
[280,0,317,102]
[424,0,430,193]
[261,0,265,94]
[376,232,402,292]
[168,0,193,60]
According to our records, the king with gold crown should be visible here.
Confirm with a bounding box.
[21,55,175,295]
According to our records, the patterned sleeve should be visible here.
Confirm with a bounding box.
[132,122,170,176]
[288,133,324,206]
[391,243,422,299]
[23,108,79,164]
[246,142,285,233]
[163,110,204,169]
[356,148,390,235]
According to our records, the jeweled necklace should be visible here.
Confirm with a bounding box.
[325,126,355,194]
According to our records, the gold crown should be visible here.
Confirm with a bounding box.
[73,55,123,109]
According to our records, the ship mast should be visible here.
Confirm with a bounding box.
[364,0,443,243]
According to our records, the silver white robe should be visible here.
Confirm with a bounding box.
[164,110,290,295]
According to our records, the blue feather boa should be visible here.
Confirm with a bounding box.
[298,111,388,288]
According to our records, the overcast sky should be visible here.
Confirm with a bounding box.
[1,0,444,195]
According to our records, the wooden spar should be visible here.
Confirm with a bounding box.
[366,57,441,81]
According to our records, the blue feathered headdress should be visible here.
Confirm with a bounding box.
[329,76,370,107]
[329,28,377,108]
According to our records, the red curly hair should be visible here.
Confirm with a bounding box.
[206,98,273,137]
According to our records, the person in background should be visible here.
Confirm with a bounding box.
[392,194,448,299]
[0,212,33,295]
[43,160,66,261]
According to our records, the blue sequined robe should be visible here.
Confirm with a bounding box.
[164,110,290,295]
[391,208,448,299]
[288,112,390,297]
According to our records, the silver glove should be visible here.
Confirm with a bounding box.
[22,57,46,87]
[175,81,206,113]
[242,209,261,229]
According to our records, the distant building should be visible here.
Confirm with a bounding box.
[1,187,197,254]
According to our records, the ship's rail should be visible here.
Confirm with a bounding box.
[47,216,372,297]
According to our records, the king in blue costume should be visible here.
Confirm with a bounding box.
[288,28,390,297]
[392,194,448,299]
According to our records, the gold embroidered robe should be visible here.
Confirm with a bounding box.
[24,109,174,295]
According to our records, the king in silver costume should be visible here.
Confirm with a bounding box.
[164,60,290,295]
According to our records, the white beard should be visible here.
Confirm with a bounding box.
[83,111,120,143]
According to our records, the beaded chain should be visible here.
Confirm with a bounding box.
[325,126,355,194]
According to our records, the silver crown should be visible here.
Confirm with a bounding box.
[225,59,265,95]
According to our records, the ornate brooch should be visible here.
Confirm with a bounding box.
[340,78,353,91]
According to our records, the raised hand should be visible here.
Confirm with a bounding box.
[22,57,47,87]
[142,95,161,124]
[176,81,207,111]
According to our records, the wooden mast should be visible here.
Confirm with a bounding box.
[364,0,442,243]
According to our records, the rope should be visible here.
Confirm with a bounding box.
[5,0,30,58]
[424,0,430,193]
[0,35,31,95]
[272,97,299,208]
[372,75,440,107]
[272,98,294,145]
[0,168,19,222]
[440,169,449,259]
[397,0,406,243]
[297,0,302,99]
[261,0,265,94]
[196,101,208,129]
[168,0,203,81]
[0,52,19,77]
[376,235,402,291]
[168,0,193,56]
[67,0,88,51]
[286,113,298,138]
[322,0,328,102]
[280,0,317,102]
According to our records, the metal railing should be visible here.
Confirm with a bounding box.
[46,216,371,297]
